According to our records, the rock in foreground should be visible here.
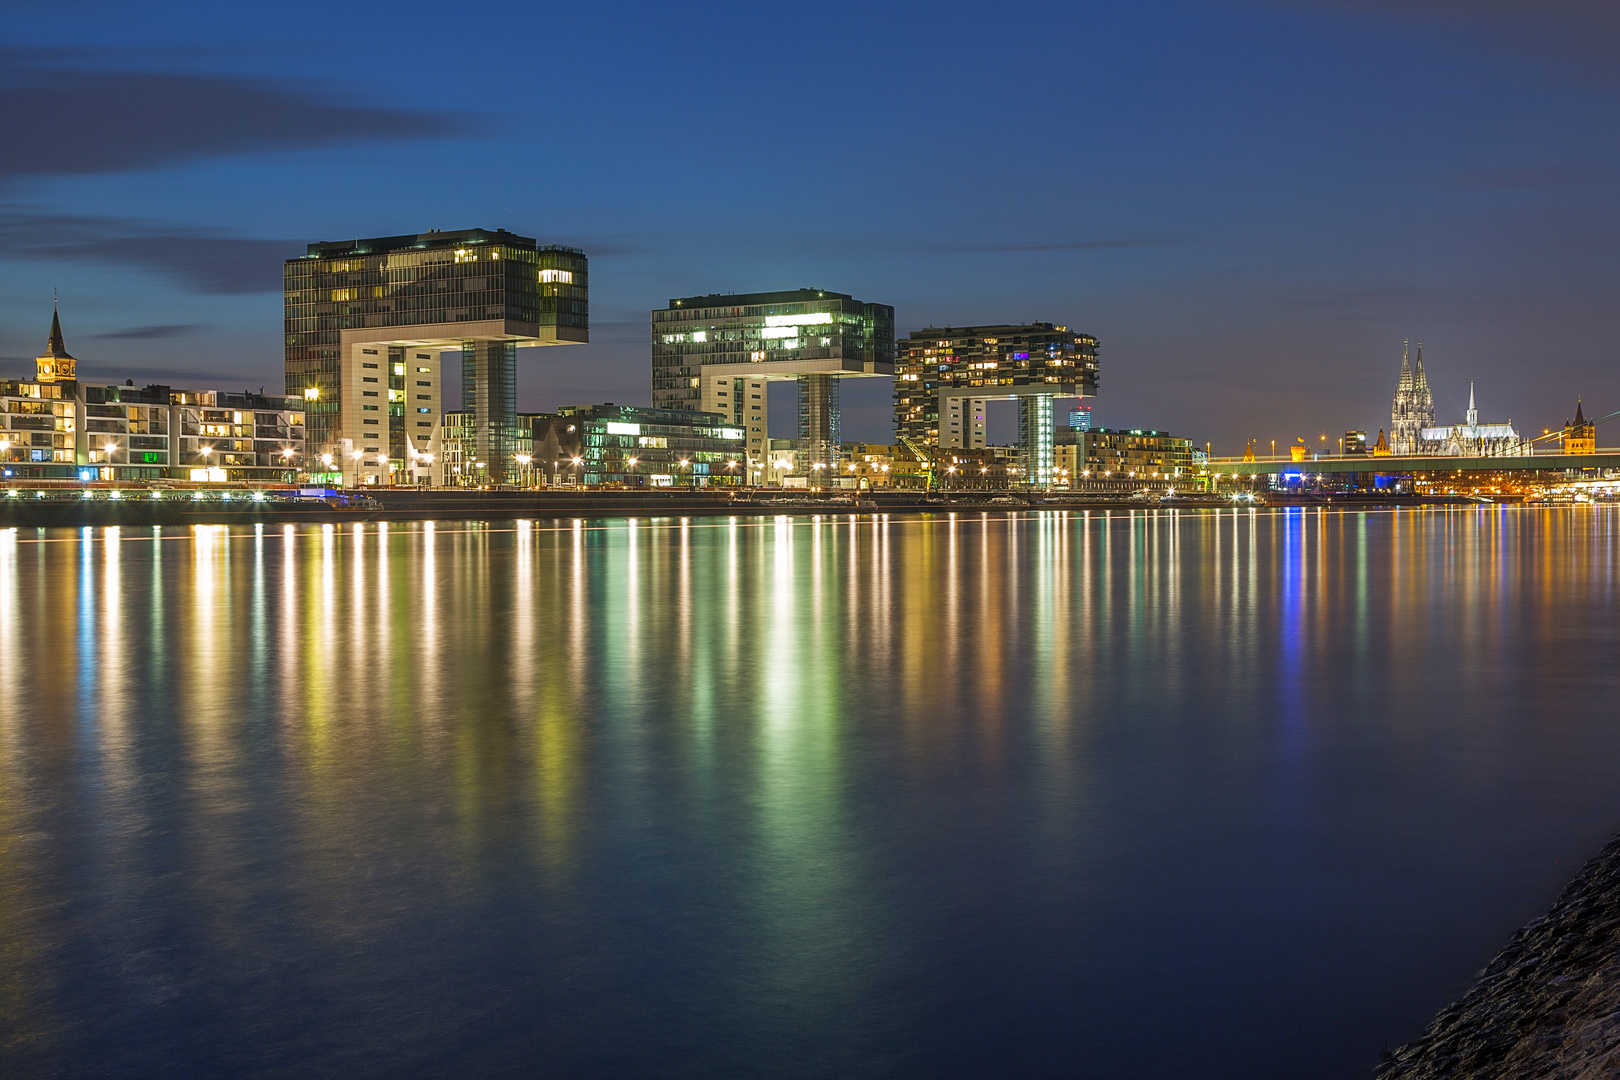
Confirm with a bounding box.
[1377,834,1620,1079]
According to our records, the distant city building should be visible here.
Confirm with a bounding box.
[1418,382,1527,457]
[1563,399,1596,455]
[285,228,587,486]
[438,409,541,486]
[651,289,893,484]
[2,309,303,482]
[893,323,1098,486]
[1059,428,1194,481]
[533,404,745,487]
[1343,430,1369,456]
[1389,340,1436,455]
[841,442,899,488]
[1069,405,1093,432]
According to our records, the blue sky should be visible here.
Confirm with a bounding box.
[1,0,1616,448]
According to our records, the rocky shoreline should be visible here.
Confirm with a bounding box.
[1376,833,1620,1078]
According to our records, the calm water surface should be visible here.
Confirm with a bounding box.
[3,507,1619,1078]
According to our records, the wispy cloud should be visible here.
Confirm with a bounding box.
[907,237,1175,253]
[0,208,296,293]
[85,323,206,340]
[0,51,481,178]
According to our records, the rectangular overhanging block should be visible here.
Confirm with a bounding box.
[938,383,1081,401]
[338,319,586,348]
[702,360,892,379]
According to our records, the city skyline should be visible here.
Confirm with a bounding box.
[2,1,1617,449]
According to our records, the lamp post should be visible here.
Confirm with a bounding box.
[626,456,638,487]
[572,456,583,487]
[103,441,118,481]
[679,457,692,489]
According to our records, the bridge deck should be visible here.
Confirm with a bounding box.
[1209,452,1620,475]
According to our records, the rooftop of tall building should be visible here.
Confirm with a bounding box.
[297,229,583,259]
[664,288,859,308]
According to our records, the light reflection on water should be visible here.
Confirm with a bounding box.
[1,507,1619,1077]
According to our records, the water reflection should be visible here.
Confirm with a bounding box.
[3,508,1620,1077]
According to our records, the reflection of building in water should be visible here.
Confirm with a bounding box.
[1418,382,1528,457]
[3,307,304,482]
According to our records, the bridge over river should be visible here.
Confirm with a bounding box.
[1210,451,1620,476]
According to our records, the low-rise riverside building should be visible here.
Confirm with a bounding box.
[1056,427,1195,482]
[534,404,745,487]
[841,442,899,488]
[3,310,303,483]
[439,409,537,486]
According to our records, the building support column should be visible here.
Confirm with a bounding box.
[797,373,840,487]
[1017,394,1054,488]
[463,340,517,484]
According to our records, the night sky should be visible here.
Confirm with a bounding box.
[2,1,1615,450]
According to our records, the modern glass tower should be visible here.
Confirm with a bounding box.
[285,228,587,485]
[651,288,893,484]
[894,323,1099,486]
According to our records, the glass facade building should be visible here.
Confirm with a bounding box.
[651,288,892,483]
[536,404,745,487]
[894,322,1099,486]
[284,228,586,485]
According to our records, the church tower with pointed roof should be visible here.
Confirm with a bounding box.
[35,305,77,384]
[1389,339,1434,454]
[1564,397,1595,455]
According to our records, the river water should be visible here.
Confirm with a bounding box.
[2,507,1618,1078]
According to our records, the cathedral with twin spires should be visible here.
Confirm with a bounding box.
[1388,340,1433,455]
[1388,340,1526,457]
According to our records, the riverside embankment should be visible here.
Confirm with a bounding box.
[1377,833,1620,1078]
[0,487,1474,527]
